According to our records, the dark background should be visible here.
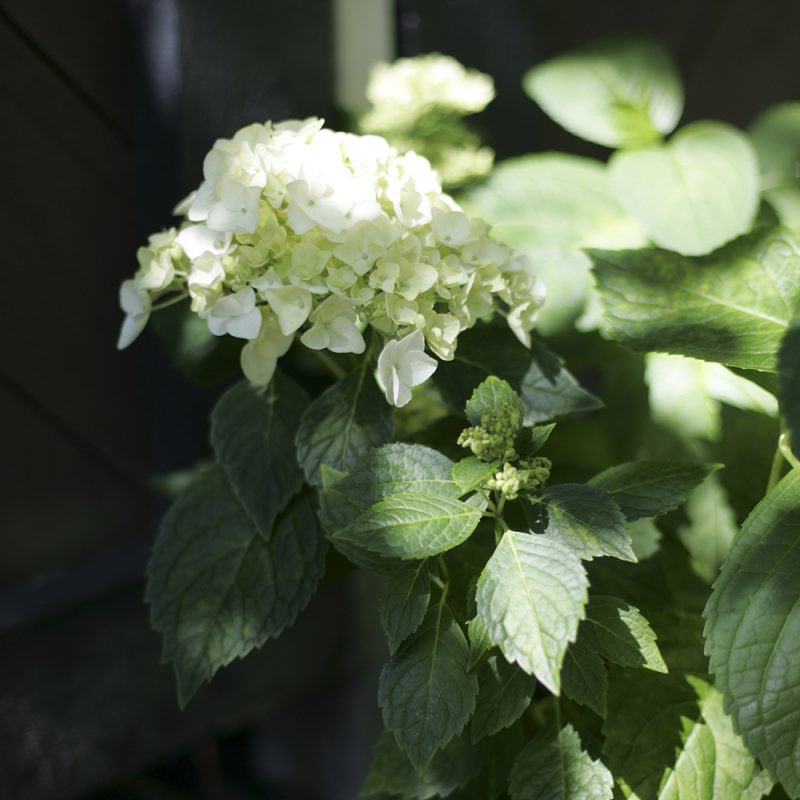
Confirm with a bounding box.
[1,1,798,797]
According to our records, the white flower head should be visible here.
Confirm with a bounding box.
[206,287,262,339]
[376,329,438,407]
[300,295,365,354]
[117,280,151,350]
[240,309,294,386]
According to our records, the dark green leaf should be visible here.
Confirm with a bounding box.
[436,324,602,422]
[380,560,432,654]
[476,530,588,692]
[146,473,326,706]
[379,602,479,771]
[467,615,494,670]
[704,470,800,795]
[361,729,486,800]
[471,655,536,743]
[331,492,482,560]
[509,723,613,799]
[523,36,682,149]
[296,367,394,487]
[210,373,308,534]
[539,483,635,562]
[562,636,608,717]
[588,460,720,521]
[590,227,800,372]
[602,670,772,799]
[582,596,666,673]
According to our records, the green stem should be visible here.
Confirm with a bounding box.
[766,443,785,495]
[312,349,347,380]
[150,292,189,312]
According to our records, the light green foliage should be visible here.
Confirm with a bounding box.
[380,560,431,654]
[779,321,800,460]
[471,655,536,743]
[538,483,635,562]
[582,596,667,673]
[591,227,800,372]
[361,729,485,799]
[609,122,759,255]
[749,102,800,226]
[477,530,589,692]
[465,376,524,426]
[467,615,494,670]
[295,366,394,486]
[378,601,479,771]
[147,473,326,707]
[588,460,720,521]
[523,36,683,149]
[509,723,614,800]
[331,492,482,560]
[461,153,646,334]
[452,456,500,494]
[678,475,739,583]
[603,670,772,799]
[704,471,800,795]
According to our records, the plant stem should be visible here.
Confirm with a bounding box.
[767,440,786,495]
[312,349,347,380]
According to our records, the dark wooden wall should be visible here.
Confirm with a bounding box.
[1,1,798,797]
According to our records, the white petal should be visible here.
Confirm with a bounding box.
[264,287,312,335]
[399,350,438,387]
[117,312,148,350]
[226,307,263,340]
[327,318,366,354]
[300,323,329,350]
[241,346,278,386]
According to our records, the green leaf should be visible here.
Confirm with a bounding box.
[509,723,613,800]
[523,36,682,149]
[591,227,800,372]
[295,367,394,487]
[588,460,720,521]
[361,729,486,800]
[518,423,557,457]
[476,530,588,692]
[678,474,739,584]
[210,373,308,535]
[379,601,479,771]
[562,636,608,717]
[467,615,494,670]
[471,655,536,743]
[603,670,772,799]
[461,153,646,335]
[704,470,800,795]
[150,300,242,385]
[750,102,800,227]
[452,457,499,494]
[608,121,759,255]
[380,560,432,654]
[465,376,523,425]
[146,473,327,707]
[320,443,459,534]
[435,324,602,422]
[779,321,800,460]
[331,492,482,560]
[582,596,666,673]
[538,483,635,562]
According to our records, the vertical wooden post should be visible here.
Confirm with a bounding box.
[333,0,395,111]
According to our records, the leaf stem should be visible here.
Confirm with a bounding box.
[311,349,348,380]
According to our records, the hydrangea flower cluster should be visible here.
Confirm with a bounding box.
[359,54,496,188]
[117,118,544,406]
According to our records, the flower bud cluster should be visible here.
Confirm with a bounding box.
[485,456,551,500]
[457,402,521,463]
[117,118,544,405]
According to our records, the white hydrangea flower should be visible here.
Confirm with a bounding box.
[376,330,438,407]
[116,117,545,403]
[206,287,262,339]
[117,280,151,350]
